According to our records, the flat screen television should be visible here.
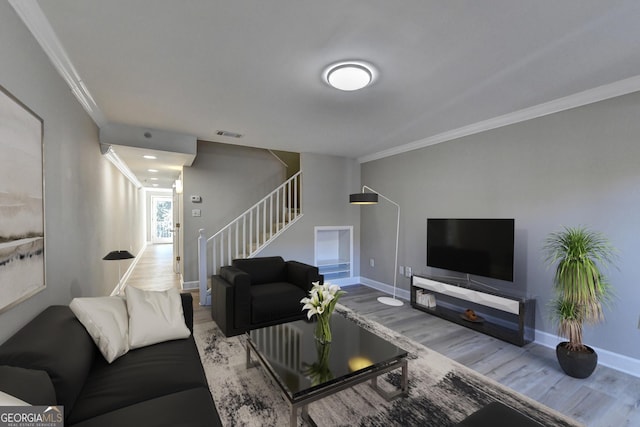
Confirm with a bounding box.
[427,218,514,282]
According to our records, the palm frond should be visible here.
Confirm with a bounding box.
[543,226,617,347]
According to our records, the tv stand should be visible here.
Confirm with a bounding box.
[411,275,535,346]
[430,273,500,291]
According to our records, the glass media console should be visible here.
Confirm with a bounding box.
[411,275,535,346]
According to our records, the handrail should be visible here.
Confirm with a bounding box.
[207,171,301,242]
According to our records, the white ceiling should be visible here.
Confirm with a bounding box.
[18,1,640,186]
[111,145,191,189]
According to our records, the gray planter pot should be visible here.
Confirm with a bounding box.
[556,342,598,378]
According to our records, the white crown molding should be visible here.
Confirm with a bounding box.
[358,75,640,164]
[12,0,640,166]
[10,0,107,126]
[103,146,143,189]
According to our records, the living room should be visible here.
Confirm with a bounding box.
[2,1,640,426]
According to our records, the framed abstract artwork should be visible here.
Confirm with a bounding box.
[0,85,44,313]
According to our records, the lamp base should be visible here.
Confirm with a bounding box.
[377,296,404,307]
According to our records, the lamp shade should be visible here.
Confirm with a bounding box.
[349,192,378,204]
[103,250,135,260]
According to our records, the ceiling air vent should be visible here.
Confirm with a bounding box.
[216,130,243,138]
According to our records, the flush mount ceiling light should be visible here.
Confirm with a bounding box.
[325,62,375,91]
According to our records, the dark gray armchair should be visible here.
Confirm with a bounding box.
[211,256,323,337]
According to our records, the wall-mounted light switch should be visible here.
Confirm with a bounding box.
[370,258,375,267]
[399,266,404,276]
[192,209,201,217]
[405,266,412,277]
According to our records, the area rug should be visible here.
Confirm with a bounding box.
[194,304,582,427]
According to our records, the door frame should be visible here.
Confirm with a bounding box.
[150,195,173,244]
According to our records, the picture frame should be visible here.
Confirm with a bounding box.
[0,84,45,313]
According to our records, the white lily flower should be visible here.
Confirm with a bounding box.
[322,292,334,304]
[300,281,346,320]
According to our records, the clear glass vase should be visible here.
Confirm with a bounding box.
[314,314,332,344]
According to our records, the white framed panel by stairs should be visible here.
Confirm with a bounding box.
[314,226,353,285]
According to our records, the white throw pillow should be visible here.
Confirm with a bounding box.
[125,286,190,349]
[70,296,130,363]
[0,391,30,406]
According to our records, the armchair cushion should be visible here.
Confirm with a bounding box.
[232,256,286,285]
[250,282,307,324]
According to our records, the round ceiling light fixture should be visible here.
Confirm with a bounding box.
[325,61,375,91]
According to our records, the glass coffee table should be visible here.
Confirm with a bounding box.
[246,312,408,426]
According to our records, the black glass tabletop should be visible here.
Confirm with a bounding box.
[247,312,408,399]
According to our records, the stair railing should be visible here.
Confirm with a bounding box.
[197,171,302,305]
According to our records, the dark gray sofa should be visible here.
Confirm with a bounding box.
[0,293,222,427]
[211,256,323,337]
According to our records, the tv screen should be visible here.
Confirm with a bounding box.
[427,218,514,282]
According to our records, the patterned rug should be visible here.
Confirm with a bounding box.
[194,304,582,427]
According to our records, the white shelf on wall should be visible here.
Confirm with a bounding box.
[314,226,353,283]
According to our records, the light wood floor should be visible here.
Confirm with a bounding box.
[127,245,640,427]
[126,243,180,291]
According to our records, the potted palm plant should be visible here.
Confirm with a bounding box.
[543,226,616,378]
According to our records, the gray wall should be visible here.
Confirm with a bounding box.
[258,152,361,272]
[181,141,286,282]
[360,91,640,359]
[0,4,145,343]
[181,147,361,282]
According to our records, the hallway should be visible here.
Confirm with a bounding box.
[126,244,180,291]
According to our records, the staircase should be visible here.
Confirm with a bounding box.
[197,171,302,305]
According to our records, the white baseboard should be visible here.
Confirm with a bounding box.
[358,276,410,301]
[325,277,361,287]
[358,278,640,378]
[534,329,640,378]
[181,279,199,291]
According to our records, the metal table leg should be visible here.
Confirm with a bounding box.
[370,359,408,400]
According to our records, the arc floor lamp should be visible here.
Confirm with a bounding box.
[103,250,135,295]
[350,186,404,307]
